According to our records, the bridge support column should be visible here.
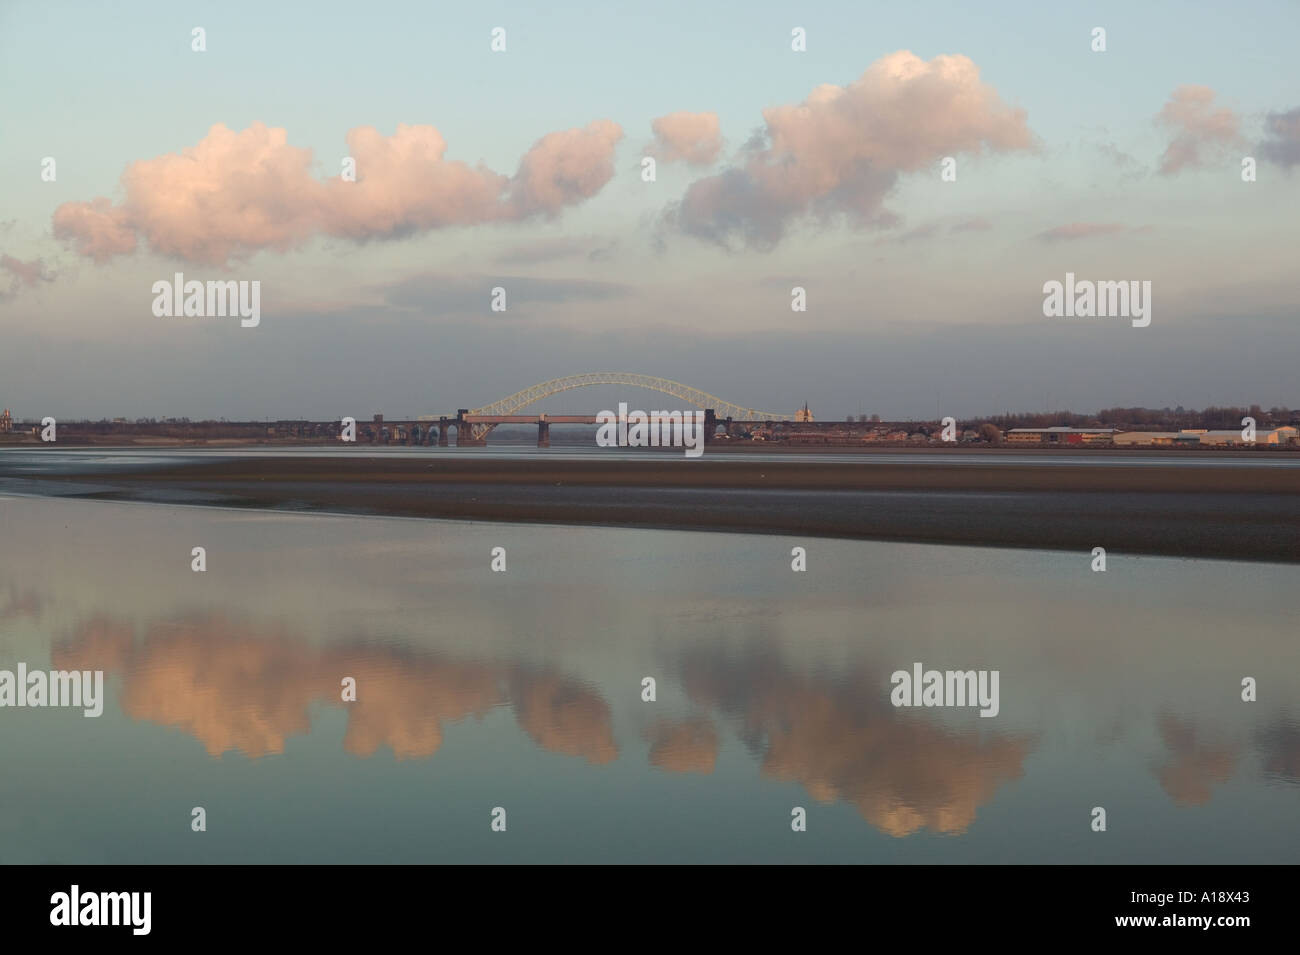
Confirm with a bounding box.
[438,418,450,446]
[455,411,487,447]
[704,409,717,444]
[537,420,550,448]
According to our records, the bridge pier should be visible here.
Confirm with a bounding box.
[704,409,717,444]
[456,426,485,447]
[455,411,486,447]
[537,420,550,448]
[437,418,450,446]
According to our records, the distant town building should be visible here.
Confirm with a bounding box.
[1004,427,1117,445]
[0,408,11,433]
[795,402,815,422]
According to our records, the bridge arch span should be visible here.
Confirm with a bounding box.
[469,373,783,422]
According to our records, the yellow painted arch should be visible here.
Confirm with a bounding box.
[469,372,783,422]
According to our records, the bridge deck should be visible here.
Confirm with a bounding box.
[462,414,597,424]
[418,413,786,425]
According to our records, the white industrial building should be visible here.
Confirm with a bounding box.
[1114,426,1297,447]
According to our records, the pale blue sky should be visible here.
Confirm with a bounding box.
[1,0,1298,419]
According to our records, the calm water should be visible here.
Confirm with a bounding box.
[1,491,1296,863]
[6,446,1300,470]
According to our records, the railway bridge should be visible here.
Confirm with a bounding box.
[406,373,788,447]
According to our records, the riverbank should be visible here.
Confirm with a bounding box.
[2,452,1297,562]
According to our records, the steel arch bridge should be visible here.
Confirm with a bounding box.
[469,373,784,423]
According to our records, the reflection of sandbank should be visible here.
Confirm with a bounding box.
[1255,719,1300,786]
[53,613,617,764]
[678,649,1033,837]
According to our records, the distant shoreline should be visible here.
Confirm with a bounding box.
[2,433,1298,457]
[3,451,1297,563]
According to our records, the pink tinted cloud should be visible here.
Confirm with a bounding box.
[0,254,55,301]
[649,111,723,165]
[872,215,995,245]
[1035,223,1130,242]
[508,120,624,215]
[1,254,52,285]
[671,51,1034,249]
[323,124,510,240]
[50,197,136,262]
[1155,85,1241,174]
[53,120,624,265]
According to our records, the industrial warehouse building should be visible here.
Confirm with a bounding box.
[1008,425,1297,447]
[1004,427,1118,445]
[1114,427,1298,447]
[1112,431,1198,447]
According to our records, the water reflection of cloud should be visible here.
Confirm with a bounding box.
[1154,714,1238,806]
[510,672,618,765]
[675,647,1033,836]
[332,649,503,760]
[49,609,1037,838]
[0,587,42,624]
[52,613,615,764]
[645,718,719,774]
